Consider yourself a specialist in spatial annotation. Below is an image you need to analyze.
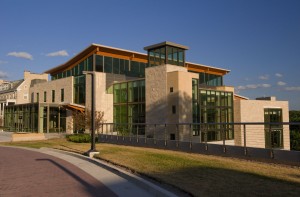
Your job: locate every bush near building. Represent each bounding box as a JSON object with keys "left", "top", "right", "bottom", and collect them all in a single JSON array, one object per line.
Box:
[
  {"left": 66, "top": 134, "right": 91, "bottom": 143},
  {"left": 289, "top": 110, "right": 300, "bottom": 151}
]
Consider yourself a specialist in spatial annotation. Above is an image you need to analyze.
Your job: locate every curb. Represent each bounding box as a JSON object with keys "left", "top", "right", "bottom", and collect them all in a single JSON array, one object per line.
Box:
[{"left": 40, "top": 147, "right": 179, "bottom": 197}]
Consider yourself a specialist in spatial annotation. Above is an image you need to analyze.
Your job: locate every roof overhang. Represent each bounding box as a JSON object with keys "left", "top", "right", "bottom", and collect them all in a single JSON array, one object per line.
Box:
[
  {"left": 234, "top": 94, "right": 249, "bottom": 100},
  {"left": 144, "top": 41, "right": 189, "bottom": 51},
  {"left": 62, "top": 103, "right": 85, "bottom": 113},
  {"left": 44, "top": 43, "right": 230, "bottom": 76}
]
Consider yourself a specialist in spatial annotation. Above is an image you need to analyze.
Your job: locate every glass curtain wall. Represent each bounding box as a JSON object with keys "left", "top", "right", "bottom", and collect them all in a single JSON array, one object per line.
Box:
[
  {"left": 264, "top": 108, "right": 283, "bottom": 148},
  {"left": 95, "top": 55, "right": 145, "bottom": 78},
  {"left": 113, "top": 80, "right": 145, "bottom": 135},
  {"left": 199, "top": 90, "right": 234, "bottom": 141},
  {"left": 51, "top": 55, "right": 93, "bottom": 80},
  {"left": 199, "top": 73, "right": 223, "bottom": 86},
  {"left": 73, "top": 75, "right": 86, "bottom": 105},
  {"left": 4, "top": 104, "right": 39, "bottom": 132},
  {"left": 148, "top": 46, "right": 185, "bottom": 67},
  {"left": 4, "top": 104, "right": 67, "bottom": 133}
]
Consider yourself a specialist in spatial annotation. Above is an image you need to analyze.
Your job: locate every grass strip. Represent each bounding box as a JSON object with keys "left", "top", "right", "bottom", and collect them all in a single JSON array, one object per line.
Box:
[{"left": 2, "top": 138, "right": 300, "bottom": 197}]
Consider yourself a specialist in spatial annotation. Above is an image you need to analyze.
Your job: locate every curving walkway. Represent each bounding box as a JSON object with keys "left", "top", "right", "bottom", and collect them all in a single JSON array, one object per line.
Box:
[
  {"left": 0, "top": 146, "right": 117, "bottom": 197},
  {"left": 0, "top": 146, "right": 177, "bottom": 197}
]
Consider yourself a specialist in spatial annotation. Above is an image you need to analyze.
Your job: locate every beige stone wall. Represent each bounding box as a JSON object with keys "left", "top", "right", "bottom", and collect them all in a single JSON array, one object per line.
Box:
[
  {"left": 145, "top": 64, "right": 198, "bottom": 140},
  {"left": 85, "top": 72, "right": 113, "bottom": 125},
  {"left": 29, "top": 76, "right": 73, "bottom": 104},
  {"left": 16, "top": 71, "right": 48, "bottom": 104},
  {"left": 167, "top": 71, "right": 199, "bottom": 141},
  {"left": 146, "top": 65, "right": 168, "bottom": 125},
  {"left": 234, "top": 100, "right": 290, "bottom": 150}
]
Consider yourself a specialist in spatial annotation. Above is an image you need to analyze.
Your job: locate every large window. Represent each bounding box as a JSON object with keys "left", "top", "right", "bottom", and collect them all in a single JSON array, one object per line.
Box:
[
  {"left": 95, "top": 55, "right": 104, "bottom": 72},
  {"left": 148, "top": 45, "right": 185, "bottom": 67},
  {"left": 51, "top": 54, "right": 146, "bottom": 81},
  {"left": 199, "top": 90, "right": 234, "bottom": 141},
  {"left": 44, "top": 91, "right": 47, "bottom": 102},
  {"left": 264, "top": 108, "right": 283, "bottom": 148},
  {"left": 4, "top": 104, "right": 38, "bottom": 132},
  {"left": 104, "top": 56, "right": 113, "bottom": 73},
  {"left": 73, "top": 75, "right": 86, "bottom": 105},
  {"left": 199, "top": 73, "right": 223, "bottom": 86},
  {"left": 51, "top": 55, "right": 94, "bottom": 80},
  {"left": 52, "top": 90, "right": 55, "bottom": 103},
  {"left": 113, "top": 80, "right": 145, "bottom": 135},
  {"left": 61, "top": 89, "right": 64, "bottom": 102}
]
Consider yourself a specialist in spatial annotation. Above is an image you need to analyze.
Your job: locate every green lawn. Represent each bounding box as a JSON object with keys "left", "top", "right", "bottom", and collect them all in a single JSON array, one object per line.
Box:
[{"left": 2, "top": 138, "right": 300, "bottom": 197}]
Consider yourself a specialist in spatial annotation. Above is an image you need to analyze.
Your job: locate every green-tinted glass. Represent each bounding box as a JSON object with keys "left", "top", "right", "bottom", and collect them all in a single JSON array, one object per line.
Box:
[
  {"left": 113, "top": 58, "right": 120, "bottom": 74},
  {"left": 113, "top": 84, "right": 120, "bottom": 103},
  {"left": 87, "top": 56, "right": 93, "bottom": 71},
  {"left": 104, "top": 56, "right": 113, "bottom": 73},
  {"left": 96, "top": 55, "right": 103, "bottom": 72},
  {"left": 120, "top": 83, "right": 127, "bottom": 103}
]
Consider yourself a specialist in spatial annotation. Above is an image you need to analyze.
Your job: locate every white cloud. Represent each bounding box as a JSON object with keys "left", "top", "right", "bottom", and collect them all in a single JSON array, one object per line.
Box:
[
  {"left": 246, "top": 84, "right": 258, "bottom": 89},
  {"left": 0, "top": 60, "right": 8, "bottom": 64},
  {"left": 284, "top": 87, "right": 300, "bottom": 91},
  {"left": 275, "top": 73, "right": 283, "bottom": 78},
  {"left": 260, "top": 84, "right": 271, "bottom": 88},
  {"left": 259, "top": 75, "right": 269, "bottom": 80},
  {"left": 46, "top": 50, "right": 69, "bottom": 57},
  {"left": 237, "top": 83, "right": 271, "bottom": 90},
  {"left": 277, "top": 81, "right": 286, "bottom": 86},
  {"left": 237, "top": 85, "right": 246, "bottom": 90},
  {"left": 7, "top": 51, "right": 33, "bottom": 60},
  {"left": 0, "top": 71, "right": 8, "bottom": 79}
]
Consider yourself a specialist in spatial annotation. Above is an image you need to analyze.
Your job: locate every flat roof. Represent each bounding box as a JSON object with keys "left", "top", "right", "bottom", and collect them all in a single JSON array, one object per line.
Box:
[{"left": 144, "top": 41, "right": 189, "bottom": 50}]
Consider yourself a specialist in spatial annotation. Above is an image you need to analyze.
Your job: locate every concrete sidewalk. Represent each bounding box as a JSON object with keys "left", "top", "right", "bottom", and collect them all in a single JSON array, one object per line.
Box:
[
  {"left": 38, "top": 147, "right": 178, "bottom": 197},
  {"left": 0, "top": 131, "right": 12, "bottom": 142},
  {"left": 0, "top": 146, "right": 179, "bottom": 197}
]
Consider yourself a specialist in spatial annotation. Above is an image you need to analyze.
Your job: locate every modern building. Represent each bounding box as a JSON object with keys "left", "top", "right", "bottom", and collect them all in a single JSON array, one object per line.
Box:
[{"left": 3, "top": 42, "right": 290, "bottom": 150}]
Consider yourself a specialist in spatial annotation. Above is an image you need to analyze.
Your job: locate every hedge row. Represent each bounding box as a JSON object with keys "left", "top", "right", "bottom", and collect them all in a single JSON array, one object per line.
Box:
[{"left": 66, "top": 134, "right": 91, "bottom": 143}]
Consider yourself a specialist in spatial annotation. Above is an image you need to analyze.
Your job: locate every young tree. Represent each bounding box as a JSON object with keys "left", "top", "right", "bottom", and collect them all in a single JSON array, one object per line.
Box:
[
  {"left": 70, "top": 110, "right": 86, "bottom": 133},
  {"left": 69, "top": 110, "right": 105, "bottom": 134},
  {"left": 94, "top": 111, "right": 105, "bottom": 134}
]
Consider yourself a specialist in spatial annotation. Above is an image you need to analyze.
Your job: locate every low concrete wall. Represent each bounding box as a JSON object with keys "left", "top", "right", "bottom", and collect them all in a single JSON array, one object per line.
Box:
[
  {"left": 99, "top": 134, "right": 300, "bottom": 166},
  {"left": 12, "top": 133, "right": 46, "bottom": 142}
]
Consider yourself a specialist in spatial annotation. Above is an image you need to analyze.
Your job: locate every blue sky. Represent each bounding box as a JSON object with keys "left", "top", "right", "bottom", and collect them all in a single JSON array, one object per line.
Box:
[{"left": 0, "top": 0, "right": 300, "bottom": 109}]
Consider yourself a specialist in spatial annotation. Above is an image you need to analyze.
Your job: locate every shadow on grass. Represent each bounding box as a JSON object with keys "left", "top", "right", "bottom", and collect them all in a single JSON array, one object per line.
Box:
[
  {"left": 59, "top": 144, "right": 85, "bottom": 154},
  {"left": 151, "top": 165, "right": 300, "bottom": 197}
]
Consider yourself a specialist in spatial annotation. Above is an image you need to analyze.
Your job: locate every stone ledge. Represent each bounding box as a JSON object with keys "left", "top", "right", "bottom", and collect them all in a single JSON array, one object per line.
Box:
[{"left": 12, "top": 133, "right": 46, "bottom": 142}]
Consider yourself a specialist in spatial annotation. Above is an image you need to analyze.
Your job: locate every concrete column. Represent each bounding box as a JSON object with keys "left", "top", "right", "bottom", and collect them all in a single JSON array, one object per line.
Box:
[
  {"left": 38, "top": 106, "right": 44, "bottom": 133},
  {"left": 58, "top": 107, "right": 61, "bottom": 133},
  {"left": 47, "top": 105, "right": 50, "bottom": 133}
]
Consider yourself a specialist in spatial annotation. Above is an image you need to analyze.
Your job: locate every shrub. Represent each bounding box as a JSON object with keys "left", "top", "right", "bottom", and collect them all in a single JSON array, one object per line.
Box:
[{"left": 66, "top": 134, "right": 91, "bottom": 143}]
